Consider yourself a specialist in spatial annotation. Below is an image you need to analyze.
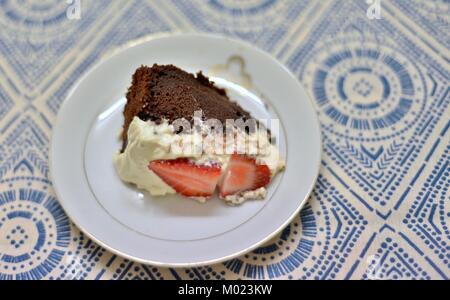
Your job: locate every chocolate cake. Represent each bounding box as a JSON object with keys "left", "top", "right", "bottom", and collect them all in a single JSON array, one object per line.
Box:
[
  {"left": 115, "top": 64, "right": 286, "bottom": 203},
  {"left": 121, "top": 64, "right": 251, "bottom": 150}
]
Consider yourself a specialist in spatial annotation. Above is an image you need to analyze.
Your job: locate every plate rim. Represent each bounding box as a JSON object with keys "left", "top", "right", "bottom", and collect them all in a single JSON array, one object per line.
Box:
[{"left": 49, "top": 32, "right": 322, "bottom": 267}]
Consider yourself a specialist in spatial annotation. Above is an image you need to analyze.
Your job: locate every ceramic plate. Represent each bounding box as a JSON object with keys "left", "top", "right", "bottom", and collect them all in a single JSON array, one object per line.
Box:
[{"left": 50, "top": 33, "right": 321, "bottom": 267}]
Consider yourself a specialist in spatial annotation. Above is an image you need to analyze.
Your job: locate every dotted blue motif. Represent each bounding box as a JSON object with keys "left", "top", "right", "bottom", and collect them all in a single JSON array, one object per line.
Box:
[
  {"left": 56, "top": 236, "right": 108, "bottom": 280},
  {"left": 109, "top": 260, "right": 167, "bottom": 280},
  {"left": 402, "top": 142, "right": 450, "bottom": 277},
  {"left": 392, "top": 0, "right": 450, "bottom": 50},
  {"left": 222, "top": 204, "right": 316, "bottom": 279},
  {"left": 0, "top": 0, "right": 449, "bottom": 280},
  {"left": 0, "top": 85, "right": 13, "bottom": 120},
  {"left": 352, "top": 77, "right": 374, "bottom": 98},
  {"left": 363, "top": 236, "right": 432, "bottom": 280},
  {"left": 302, "top": 176, "right": 368, "bottom": 280}
]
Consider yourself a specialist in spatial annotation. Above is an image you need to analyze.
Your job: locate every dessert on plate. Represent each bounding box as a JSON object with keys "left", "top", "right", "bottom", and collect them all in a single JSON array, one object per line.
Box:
[{"left": 114, "top": 64, "right": 285, "bottom": 205}]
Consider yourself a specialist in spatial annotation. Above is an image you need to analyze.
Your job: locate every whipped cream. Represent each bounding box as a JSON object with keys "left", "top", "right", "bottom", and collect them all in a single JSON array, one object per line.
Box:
[
  {"left": 114, "top": 117, "right": 285, "bottom": 202},
  {"left": 223, "top": 187, "right": 267, "bottom": 206}
]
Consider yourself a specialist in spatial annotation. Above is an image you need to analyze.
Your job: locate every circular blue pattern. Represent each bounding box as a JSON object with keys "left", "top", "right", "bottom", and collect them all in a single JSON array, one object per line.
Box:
[
  {"left": 0, "top": 177, "right": 70, "bottom": 280},
  {"left": 302, "top": 38, "right": 426, "bottom": 141}
]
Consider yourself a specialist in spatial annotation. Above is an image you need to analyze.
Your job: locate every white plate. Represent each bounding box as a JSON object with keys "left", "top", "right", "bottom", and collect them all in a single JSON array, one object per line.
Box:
[{"left": 50, "top": 33, "right": 321, "bottom": 267}]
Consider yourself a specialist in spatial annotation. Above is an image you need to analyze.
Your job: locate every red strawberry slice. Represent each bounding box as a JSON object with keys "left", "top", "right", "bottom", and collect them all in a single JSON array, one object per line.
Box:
[
  {"left": 148, "top": 158, "right": 221, "bottom": 198},
  {"left": 219, "top": 154, "right": 271, "bottom": 198}
]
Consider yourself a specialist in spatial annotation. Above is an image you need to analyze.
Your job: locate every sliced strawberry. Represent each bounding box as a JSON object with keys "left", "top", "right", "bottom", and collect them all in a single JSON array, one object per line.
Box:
[
  {"left": 148, "top": 158, "right": 221, "bottom": 198},
  {"left": 219, "top": 154, "right": 271, "bottom": 198}
]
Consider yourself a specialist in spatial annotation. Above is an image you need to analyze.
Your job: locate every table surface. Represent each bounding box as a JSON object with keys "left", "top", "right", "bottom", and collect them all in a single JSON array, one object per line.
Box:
[{"left": 0, "top": 0, "right": 449, "bottom": 280}]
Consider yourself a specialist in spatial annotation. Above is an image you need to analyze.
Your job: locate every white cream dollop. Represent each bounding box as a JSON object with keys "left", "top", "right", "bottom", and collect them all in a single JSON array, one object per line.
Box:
[{"left": 114, "top": 117, "right": 285, "bottom": 201}]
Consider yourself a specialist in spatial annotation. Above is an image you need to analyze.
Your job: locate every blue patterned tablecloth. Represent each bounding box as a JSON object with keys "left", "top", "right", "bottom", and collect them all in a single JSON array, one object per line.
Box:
[{"left": 0, "top": 0, "right": 449, "bottom": 280}]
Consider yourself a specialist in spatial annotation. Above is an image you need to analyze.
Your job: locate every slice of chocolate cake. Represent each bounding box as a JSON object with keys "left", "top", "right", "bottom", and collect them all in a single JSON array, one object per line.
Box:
[
  {"left": 114, "top": 64, "right": 285, "bottom": 205},
  {"left": 121, "top": 64, "right": 251, "bottom": 151}
]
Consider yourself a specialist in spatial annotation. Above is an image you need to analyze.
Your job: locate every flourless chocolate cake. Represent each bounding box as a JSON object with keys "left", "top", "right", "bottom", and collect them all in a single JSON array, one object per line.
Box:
[{"left": 121, "top": 64, "right": 251, "bottom": 150}]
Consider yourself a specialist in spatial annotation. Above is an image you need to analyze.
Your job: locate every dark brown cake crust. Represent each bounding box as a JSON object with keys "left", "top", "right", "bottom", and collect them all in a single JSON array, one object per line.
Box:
[{"left": 121, "top": 64, "right": 251, "bottom": 150}]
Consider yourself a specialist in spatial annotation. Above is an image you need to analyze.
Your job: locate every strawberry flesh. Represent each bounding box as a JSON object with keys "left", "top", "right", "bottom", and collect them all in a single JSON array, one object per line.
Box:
[
  {"left": 219, "top": 154, "right": 271, "bottom": 198},
  {"left": 149, "top": 158, "right": 221, "bottom": 198}
]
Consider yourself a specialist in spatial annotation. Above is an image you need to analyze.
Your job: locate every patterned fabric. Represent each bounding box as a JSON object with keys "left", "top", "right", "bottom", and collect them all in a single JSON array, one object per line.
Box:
[{"left": 0, "top": 0, "right": 449, "bottom": 280}]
